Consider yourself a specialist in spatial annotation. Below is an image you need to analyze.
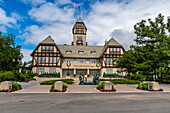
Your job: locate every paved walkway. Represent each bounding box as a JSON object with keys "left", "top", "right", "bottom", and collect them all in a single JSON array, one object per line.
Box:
[{"left": 11, "top": 77, "right": 170, "bottom": 93}]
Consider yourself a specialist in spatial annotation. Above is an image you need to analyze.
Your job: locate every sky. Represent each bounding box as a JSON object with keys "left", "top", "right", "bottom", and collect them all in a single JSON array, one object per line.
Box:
[{"left": 0, "top": 0, "right": 170, "bottom": 63}]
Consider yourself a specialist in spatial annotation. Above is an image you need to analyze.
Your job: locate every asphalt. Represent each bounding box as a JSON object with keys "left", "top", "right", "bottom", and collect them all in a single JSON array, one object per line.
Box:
[{"left": 1, "top": 93, "right": 170, "bottom": 113}]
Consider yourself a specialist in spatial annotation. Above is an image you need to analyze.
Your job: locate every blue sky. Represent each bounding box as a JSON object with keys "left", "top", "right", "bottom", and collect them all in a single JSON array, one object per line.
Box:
[{"left": 0, "top": 0, "right": 170, "bottom": 62}]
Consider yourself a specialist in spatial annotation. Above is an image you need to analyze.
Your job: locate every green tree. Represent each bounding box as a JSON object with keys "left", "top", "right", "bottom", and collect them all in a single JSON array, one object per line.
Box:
[
  {"left": 117, "top": 13, "right": 170, "bottom": 80},
  {"left": 0, "top": 33, "right": 23, "bottom": 71}
]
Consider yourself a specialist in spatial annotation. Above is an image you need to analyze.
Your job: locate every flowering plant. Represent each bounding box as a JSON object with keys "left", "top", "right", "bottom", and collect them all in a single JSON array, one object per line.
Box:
[{"left": 50, "top": 88, "right": 67, "bottom": 92}]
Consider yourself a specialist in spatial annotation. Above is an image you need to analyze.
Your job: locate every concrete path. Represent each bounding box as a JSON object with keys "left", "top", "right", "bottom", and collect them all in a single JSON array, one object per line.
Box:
[
  {"left": 11, "top": 77, "right": 170, "bottom": 93},
  {"left": 68, "top": 84, "right": 100, "bottom": 93}
]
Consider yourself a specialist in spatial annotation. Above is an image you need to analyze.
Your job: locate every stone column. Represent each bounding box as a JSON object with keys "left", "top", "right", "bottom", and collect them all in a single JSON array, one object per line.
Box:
[
  {"left": 87, "top": 69, "right": 89, "bottom": 75},
  {"left": 74, "top": 69, "right": 76, "bottom": 75}
]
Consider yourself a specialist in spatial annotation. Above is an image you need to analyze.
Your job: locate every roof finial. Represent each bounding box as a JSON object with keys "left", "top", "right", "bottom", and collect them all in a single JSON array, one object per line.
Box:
[{"left": 78, "top": 6, "right": 80, "bottom": 18}]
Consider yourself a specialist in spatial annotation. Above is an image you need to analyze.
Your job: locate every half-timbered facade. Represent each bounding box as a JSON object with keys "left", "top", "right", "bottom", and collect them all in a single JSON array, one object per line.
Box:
[{"left": 31, "top": 17, "right": 125, "bottom": 77}]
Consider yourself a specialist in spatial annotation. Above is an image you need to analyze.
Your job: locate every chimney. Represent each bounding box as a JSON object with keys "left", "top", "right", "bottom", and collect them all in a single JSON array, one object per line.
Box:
[{"left": 105, "top": 39, "right": 108, "bottom": 44}]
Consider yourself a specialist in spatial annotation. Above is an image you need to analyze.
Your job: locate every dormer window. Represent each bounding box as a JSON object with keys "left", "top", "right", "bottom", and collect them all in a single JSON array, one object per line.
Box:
[
  {"left": 42, "top": 46, "right": 45, "bottom": 50},
  {"left": 66, "top": 50, "right": 72, "bottom": 54},
  {"left": 78, "top": 51, "right": 84, "bottom": 55},
  {"left": 91, "top": 51, "right": 96, "bottom": 55}
]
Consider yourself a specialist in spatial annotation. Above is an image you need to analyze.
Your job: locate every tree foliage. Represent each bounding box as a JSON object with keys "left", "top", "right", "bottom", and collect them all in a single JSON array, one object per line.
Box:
[
  {"left": 117, "top": 13, "right": 170, "bottom": 79},
  {"left": 0, "top": 33, "right": 23, "bottom": 71}
]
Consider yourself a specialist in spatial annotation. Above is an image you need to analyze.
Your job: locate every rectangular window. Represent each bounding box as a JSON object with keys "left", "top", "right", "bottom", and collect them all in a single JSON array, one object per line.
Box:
[
  {"left": 42, "top": 57, "right": 45, "bottom": 63},
  {"left": 64, "top": 59, "right": 73, "bottom": 63},
  {"left": 106, "top": 58, "right": 109, "bottom": 64},
  {"left": 49, "top": 57, "right": 53, "bottom": 63},
  {"left": 89, "top": 59, "right": 99, "bottom": 64},
  {"left": 114, "top": 48, "right": 116, "bottom": 52},
  {"left": 54, "top": 57, "right": 56, "bottom": 63},
  {"left": 50, "top": 46, "right": 53, "bottom": 50},
  {"left": 77, "top": 37, "right": 82, "bottom": 41},
  {"left": 42, "top": 46, "right": 45, "bottom": 50},
  {"left": 49, "top": 68, "right": 56, "bottom": 73},
  {"left": 106, "top": 69, "right": 113, "bottom": 73},
  {"left": 38, "top": 57, "right": 41, "bottom": 63},
  {"left": 78, "top": 51, "right": 84, "bottom": 55},
  {"left": 110, "top": 58, "right": 113, "bottom": 64},
  {"left": 76, "top": 59, "right": 86, "bottom": 63},
  {"left": 110, "top": 48, "right": 113, "bottom": 51},
  {"left": 46, "top": 46, "right": 49, "bottom": 50},
  {"left": 37, "top": 68, "right": 44, "bottom": 74}
]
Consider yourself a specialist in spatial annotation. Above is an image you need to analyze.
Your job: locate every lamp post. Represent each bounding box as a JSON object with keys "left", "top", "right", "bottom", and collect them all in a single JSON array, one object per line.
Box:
[
  {"left": 66, "top": 61, "right": 71, "bottom": 75},
  {"left": 13, "top": 59, "right": 20, "bottom": 82},
  {"left": 96, "top": 62, "right": 100, "bottom": 75}
]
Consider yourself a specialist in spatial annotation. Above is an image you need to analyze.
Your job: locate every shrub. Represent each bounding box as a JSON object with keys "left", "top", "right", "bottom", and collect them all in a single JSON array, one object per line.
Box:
[
  {"left": 99, "top": 79, "right": 140, "bottom": 84},
  {"left": 73, "top": 74, "right": 76, "bottom": 77},
  {"left": 33, "top": 73, "right": 38, "bottom": 76},
  {"left": 96, "top": 81, "right": 115, "bottom": 92},
  {"left": 137, "top": 81, "right": 149, "bottom": 89},
  {"left": 38, "top": 73, "right": 60, "bottom": 77},
  {"left": 130, "top": 74, "right": 145, "bottom": 81},
  {"left": 29, "top": 78, "right": 36, "bottom": 81},
  {"left": 97, "top": 82, "right": 104, "bottom": 89},
  {"left": 103, "top": 73, "right": 118, "bottom": 77},
  {"left": 12, "top": 82, "right": 22, "bottom": 89},
  {"left": 40, "top": 79, "right": 74, "bottom": 85},
  {"left": 87, "top": 74, "right": 90, "bottom": 77}
]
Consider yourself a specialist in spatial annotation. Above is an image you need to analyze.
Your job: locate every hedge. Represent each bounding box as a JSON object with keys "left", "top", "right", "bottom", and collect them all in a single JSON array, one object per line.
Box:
[
  {"left": 40, "top": 79, "right": 74, "bottom": 85},
  {"left": 38, "top": 73, "right": 60, "bottom": 77},
  {"left": 103, "top": 73, "right": 125, "bottom": 78},
  {"left": 138, "top": 81, "right": 149, "bottom": 90},
  {"left": 130, "top": 74, "right": 145, "bottom": 81},
  {"left": 99, "top": 79, "right": 140, "bottom": 84}
]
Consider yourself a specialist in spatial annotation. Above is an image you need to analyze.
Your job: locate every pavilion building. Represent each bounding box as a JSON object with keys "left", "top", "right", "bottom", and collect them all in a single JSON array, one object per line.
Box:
[{"left": 31, "top": 17, "right": 125, "bottom": 77}]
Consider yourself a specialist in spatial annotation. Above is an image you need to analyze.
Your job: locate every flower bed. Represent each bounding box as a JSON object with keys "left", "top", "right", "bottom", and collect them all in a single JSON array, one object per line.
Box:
[
  {"left": 49, "top": 82, "right": 68, "bottom": 92},
  {"left": 0, "top": 82, "right": 22, "bottom": 92},
  {"left": 137, "top": 82, "right": 164, "bottom": 91},
  {"left": 96, "top": 81, "right": 116, "bottom": 92}
]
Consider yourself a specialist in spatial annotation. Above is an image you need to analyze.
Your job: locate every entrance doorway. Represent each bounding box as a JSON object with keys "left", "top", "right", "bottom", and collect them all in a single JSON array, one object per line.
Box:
[{"left": 76, "top": 69, "right": 87, "bottom": 75}]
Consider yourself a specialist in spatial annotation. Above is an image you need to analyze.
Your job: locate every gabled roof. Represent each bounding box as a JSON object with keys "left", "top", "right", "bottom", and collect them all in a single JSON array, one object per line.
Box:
[
  {"left": 57, "top": 45, "right": 104, "bottom": 58},
  {"left": 40, "top": 35, "right": 55, "bottom": 44},
  {"left": 100, "top": 38, "right": 122, "bottom": 56}
]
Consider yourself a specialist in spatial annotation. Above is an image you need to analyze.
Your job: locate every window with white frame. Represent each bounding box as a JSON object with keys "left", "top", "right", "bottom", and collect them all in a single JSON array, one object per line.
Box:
[
  {"left": 42, "top": 46, "right": 45, "bottom": 50},
  {"left": 37, "top": 68, "right": 44, "bottom": 74},
  {"left": 110, "top": 58, "right": 113, "bottom": 64},
  {"left": 46, "top": 46, "right": 49, "bottom": 50},
  {"left": 106, "top": 69, "right": 113, "bottom": 73},
  {"left": 54, "top": 57, "right": 56, "bottom": 63},
  {"left": 49, "top": 68, "right": 56, "bottom": 73},
  {"left": 114, "top": 48, "right": 116, "bottom": 52},
  {"left": 42, "top": 57, "right": 45, "bottom": 63},
  {"left": 49, "top": 57, "right": 53, "bottom": 63},
  {"left": 106, "top": 58, "right": 109, "bottom": 64},
  {"left": 38, "top": 57, "right": 41, "bottom": 63},
  {"left": 50, "top": 46, "right": 53, "bottom": 50}
]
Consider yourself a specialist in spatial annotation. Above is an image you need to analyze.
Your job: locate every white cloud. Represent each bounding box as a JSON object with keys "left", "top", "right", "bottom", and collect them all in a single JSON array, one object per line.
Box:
[
  {"left": 21, "top": 0, "right": 170, "bottom": 51},
  {"left": 21, "top": 0, "right": 46, "bottom": 6},
  {"left": 21, "top": 49, "right": 33, "bottom": 63},
  {"left": 0, "top": 8, "right": 17, "bottom": 28},
  {"left": 29, "top": 2, "right": 75, "bottom": 23},
  {"left": 0, "top": 26, "right": 7, "bottom": 33}
]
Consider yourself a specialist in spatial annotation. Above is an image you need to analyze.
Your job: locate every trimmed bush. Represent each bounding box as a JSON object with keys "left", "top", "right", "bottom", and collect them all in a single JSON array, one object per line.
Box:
[
  {"left": 99, "top": 79, "right": 140, "bottom": 84},
  {"left": 12, "top": 82, "right": 22, "bottom": 89},
  {"left": 137, "top": 81, "right": 149, "bottom": 89},
  {"left": 96, "top": 81, "right": 116, "bottom": 92},
  {"left": 29, "top": 78, "right": 36, "bottom": 81},
  {"left": 38, "top": 73, "right": 60, "bottom": 77},
  {"left": 40, "top": 79, "right": 74, "bottom": 85},
  {"left": 103, "top": 73, "right": 125, "bottom": 78}
]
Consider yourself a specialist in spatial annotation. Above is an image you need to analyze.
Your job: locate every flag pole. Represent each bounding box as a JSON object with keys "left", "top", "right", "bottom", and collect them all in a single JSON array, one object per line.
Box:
[{"left": 78, "top": 6, "right": 80, "bottom": 18}]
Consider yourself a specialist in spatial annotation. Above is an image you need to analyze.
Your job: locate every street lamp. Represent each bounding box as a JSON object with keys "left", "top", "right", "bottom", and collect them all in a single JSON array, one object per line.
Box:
[
  {"left": 13, "top": 59, "right": 20, "bottom": 82},
  {"left": 96, "top": 62, "right": 100, "bottom": 75},
  {"left": 66, "top": 61, "right": 71, "bottom": 75}
]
